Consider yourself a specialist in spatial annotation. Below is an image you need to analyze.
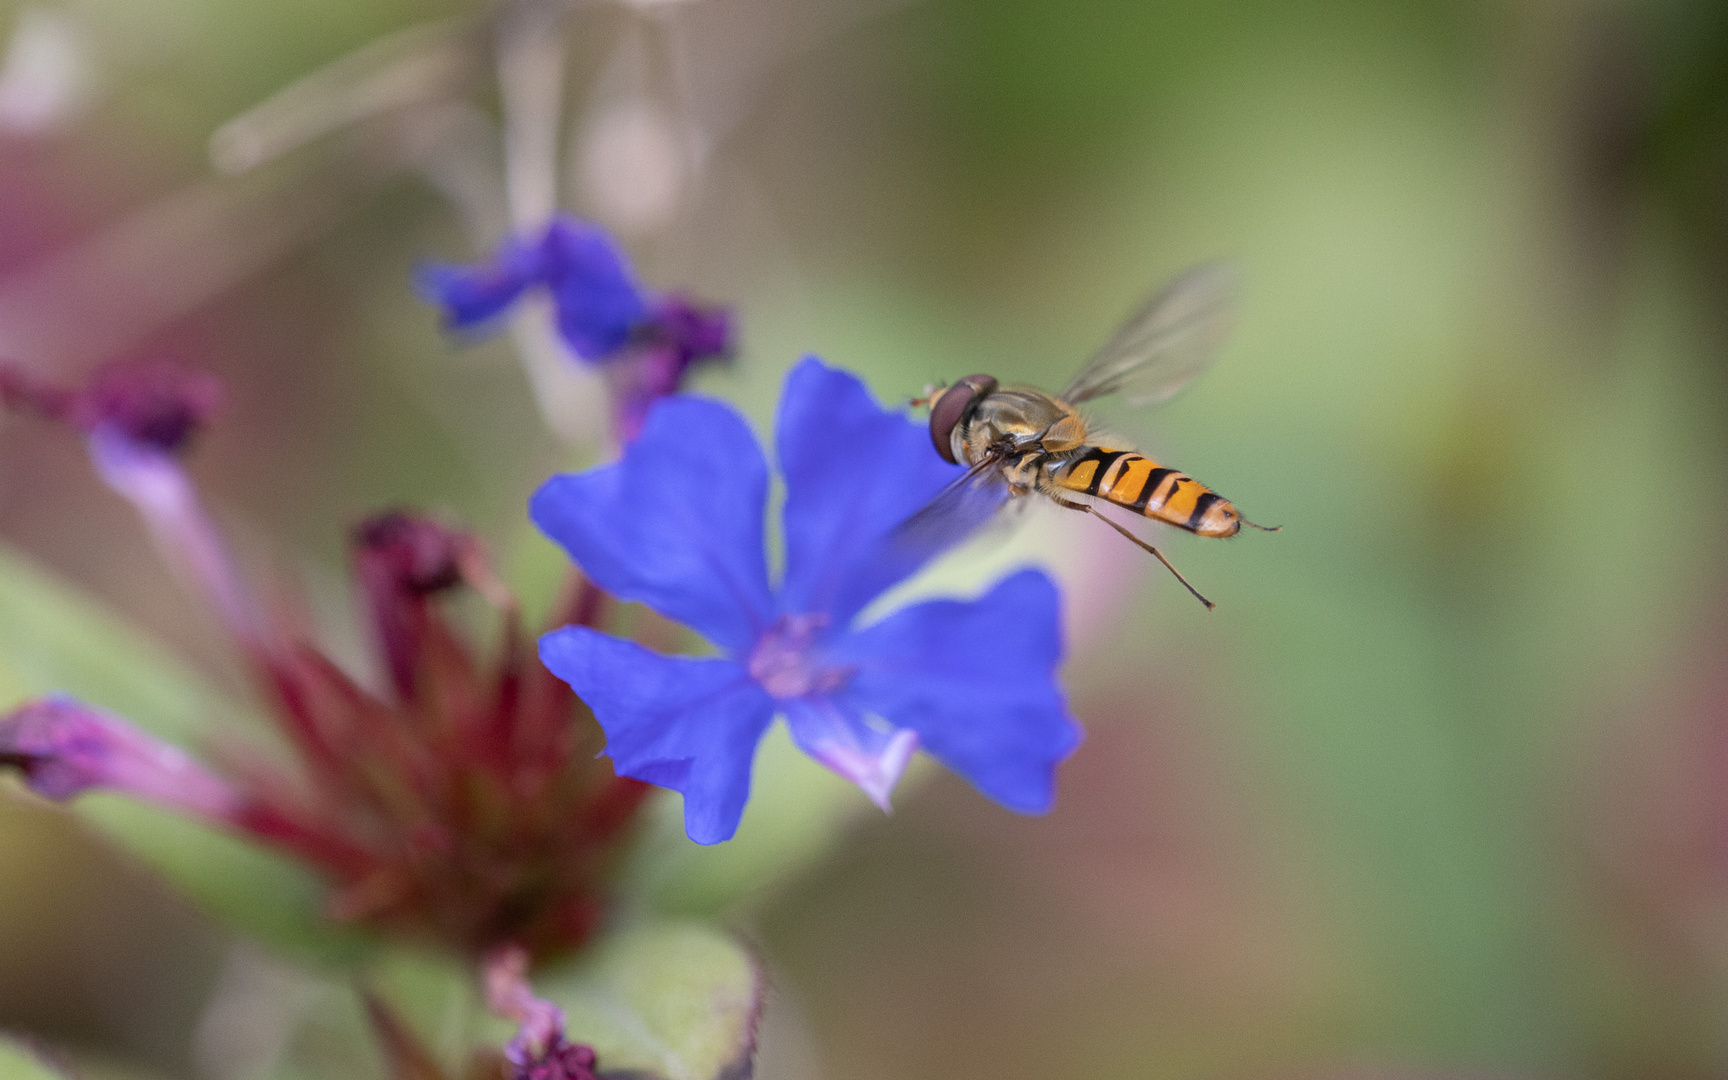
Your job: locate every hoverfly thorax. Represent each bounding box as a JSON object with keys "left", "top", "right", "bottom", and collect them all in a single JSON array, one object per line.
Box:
[
  {"left": 963, "top": 385, "right": 1087, "bottom": 459},
  {"left": 1035, "top": 408, "right": 1089, "bottom": 454}
]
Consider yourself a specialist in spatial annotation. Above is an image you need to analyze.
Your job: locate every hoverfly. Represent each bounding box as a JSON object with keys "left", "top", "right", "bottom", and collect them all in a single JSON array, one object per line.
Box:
[{"left": 903, "top": 264, "right": 1276, "bottom": 610}]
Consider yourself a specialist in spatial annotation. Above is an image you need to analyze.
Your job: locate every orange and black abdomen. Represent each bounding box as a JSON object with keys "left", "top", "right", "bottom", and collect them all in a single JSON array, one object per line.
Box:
[{"left": 1052, "top": 447, "right": 1242, "bottom": 537}]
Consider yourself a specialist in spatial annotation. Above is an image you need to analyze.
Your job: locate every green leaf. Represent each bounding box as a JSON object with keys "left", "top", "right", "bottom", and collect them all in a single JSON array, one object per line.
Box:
[
  {"left": 0, "top": 1038, "right": 63, "bottom": 1080},
  {"left": 78, "top": 794, "right": 368, "bottom": 967},
  {"left": 363, "top": 948, "right": 483, "bottom": 1073},
  {"left": 534, "top": 922, "right": 762, "bottom": 1080},
  {"left": 258, "top": 974, "right": 388, "bottom": 1080},
  {"left": 215, "top": 923, "right": 757, "bottom": 1080},
  {"left": 191, "top": 949, "right": 452, "bottom": 1080},
  {"left": 0, "top": 546, "right": 230, "bottom": 750},
  {"left": 0, "top": 543, "right": 365, "bottom": 966}
]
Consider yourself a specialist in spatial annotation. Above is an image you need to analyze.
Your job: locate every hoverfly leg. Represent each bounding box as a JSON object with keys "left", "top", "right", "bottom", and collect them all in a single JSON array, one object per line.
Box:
[
  {"left": 1046, "top": 493, "right": 1216, "bottom": 611},
  {"left": 1240, "top": 518, "right": 1281, "bottom": 532}
]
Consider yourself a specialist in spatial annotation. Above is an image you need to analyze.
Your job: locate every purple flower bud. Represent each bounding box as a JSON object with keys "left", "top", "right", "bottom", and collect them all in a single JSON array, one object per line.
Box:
[
  {"left": 2, "top": 363, "right": 652, "bottom": 961},
  {"left": 0, "top": 359, "right": 220, "bottom": 454},
  {"left": 352, "top": 511, "right": 482, "bottom": 699},
  {"left": 606, "top": 295, "right": 736, "bottom": 443},
  {"left": 513, "top": 1039, "right": 598, "bottom": 1080},
  {"left": 484, "top": 947, "right": 600, "bottom": 1080},
  {"left": 644, "top": 294, "right": 733, "bottom": 369},
  {"left": 0, "top": 696, "right": 241, "bottom": 819},
  {"left": 72, "top": 362, "right": 222, "bottom": 454},
  {"left": 353, "top": 511, "right": 469, "bottom": 596}
]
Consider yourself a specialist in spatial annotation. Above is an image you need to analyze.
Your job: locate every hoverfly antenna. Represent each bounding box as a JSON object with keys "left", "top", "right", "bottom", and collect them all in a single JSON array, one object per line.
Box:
[{"left": 908, "top": 380, "right": 948, "bottom": 409}]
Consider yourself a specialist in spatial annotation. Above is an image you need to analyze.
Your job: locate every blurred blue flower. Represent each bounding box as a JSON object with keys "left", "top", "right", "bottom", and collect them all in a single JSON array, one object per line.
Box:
[
  {"left": 415, "top": 216, "right": 732, "bottom": 440},
  {"left": 531, "top": 358, "right": 1082, "bottom": 844}
]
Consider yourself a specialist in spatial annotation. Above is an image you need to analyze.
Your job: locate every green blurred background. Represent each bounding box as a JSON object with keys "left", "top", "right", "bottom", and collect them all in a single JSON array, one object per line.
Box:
[{"left": 3, "top": 0, "right": 1728, "bottom": 1077}]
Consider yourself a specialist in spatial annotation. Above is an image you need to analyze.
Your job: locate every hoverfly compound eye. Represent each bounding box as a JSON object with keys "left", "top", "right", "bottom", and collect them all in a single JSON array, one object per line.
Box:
[{"left": 928, "top": 373, "right": 998, "bottom": 464}]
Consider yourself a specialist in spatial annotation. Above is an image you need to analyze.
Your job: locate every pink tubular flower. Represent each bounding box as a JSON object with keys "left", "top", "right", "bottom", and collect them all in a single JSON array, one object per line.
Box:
[
  {"left": 0, "top": 361, "right": 652, "bottom": 961},
  {"left": 0, "top": 696, "right": 240, "bottom": 817},
  {"left": 1, "top": 360, "right": 256, "bottom": 640}
]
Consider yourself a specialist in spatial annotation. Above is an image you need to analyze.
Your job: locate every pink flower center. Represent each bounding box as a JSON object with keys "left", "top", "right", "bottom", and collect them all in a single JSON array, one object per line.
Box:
[{"left": 747, "top": 614, "right": 852, "bottom": 700}]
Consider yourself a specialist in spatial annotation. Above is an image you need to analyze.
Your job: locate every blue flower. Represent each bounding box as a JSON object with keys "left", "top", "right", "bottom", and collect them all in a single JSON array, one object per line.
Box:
[
  {"left": 415, "top": 216, "right": 733, "bottom": 440},
  {"left": 531, "top": 358, "right": 1082, "bottom": 844}
]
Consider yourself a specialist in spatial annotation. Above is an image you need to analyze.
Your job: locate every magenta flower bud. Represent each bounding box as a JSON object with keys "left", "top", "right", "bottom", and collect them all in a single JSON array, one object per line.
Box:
[
  {"left": 352, "top": 511, "right": 475, "bottom": 698},
  {"left": 608, "top": 294, "right": 736, "bottom": 444},
  {"left": 513, "top": 1039, "right": 598, "bottom": 1080},
  {"left": 0, "top": 359, "right": 222, "bottom": 453},
  {"left": 72, "top": 362, "right": 223, "bottom": 454},
  {"left": 645, "top": 294, "right": 733, "bottom": 368},
  {"left": 0, "top": 696, "right": 241, "bottom": 819},
  {"left": 484, "top": 947, "right": 600, "bottom": 1080},
  {"left": 353, "top": 512, "right": 470, "bottom": 596}
]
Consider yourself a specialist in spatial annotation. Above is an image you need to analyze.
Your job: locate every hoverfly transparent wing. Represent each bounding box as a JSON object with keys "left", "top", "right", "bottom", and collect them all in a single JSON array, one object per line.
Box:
[
  {"left": 1059, "top": 262, "right": 1238, "bottom": 408},
  {"left": 887, "top": 450, "right": 1013, "bottom": 567}
]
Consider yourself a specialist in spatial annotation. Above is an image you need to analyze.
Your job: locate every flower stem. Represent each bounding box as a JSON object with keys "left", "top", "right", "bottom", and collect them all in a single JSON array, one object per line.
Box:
[{"left": 495, "top": 0, "right": 602, "bottom": 442}]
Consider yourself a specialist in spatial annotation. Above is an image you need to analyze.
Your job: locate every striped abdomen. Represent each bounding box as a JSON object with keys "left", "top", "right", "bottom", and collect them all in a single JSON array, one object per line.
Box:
[{"left": 1050, "top": 446, "right": 1242, "bottom": 537}]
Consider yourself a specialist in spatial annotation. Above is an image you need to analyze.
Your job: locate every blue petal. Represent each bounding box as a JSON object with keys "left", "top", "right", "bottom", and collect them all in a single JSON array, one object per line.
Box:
[
  {"left": 829, "top": 569, "right": 1081, "bottom": 814},
  {"left": 413, "top": 235, "right": 545, "bottom": 329},
  {"left": 781, "top": 697, "right": 919, "bottom": 812},
  {"left": 539, "top": 627, "right": 775, "bottom": 845},
  {"left": 776, "top": 357, "right": 962, "bottom": 628},
  {"left": 530, "top": 395, "right": 775, "bottom": 655},
  {"left": 541, "top": 217, "right": 649, "bottom": 362}
]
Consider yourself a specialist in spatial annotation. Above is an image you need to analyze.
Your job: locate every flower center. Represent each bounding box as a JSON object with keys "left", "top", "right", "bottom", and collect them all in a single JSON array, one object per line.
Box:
[{"left": 747, "top": 614, "right": 852, "bottom": 700}]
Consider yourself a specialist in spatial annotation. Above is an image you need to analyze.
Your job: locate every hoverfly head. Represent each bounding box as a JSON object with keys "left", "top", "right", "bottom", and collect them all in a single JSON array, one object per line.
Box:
[{"left": 927, "top": 373, "right": 998, "bottom": 464}]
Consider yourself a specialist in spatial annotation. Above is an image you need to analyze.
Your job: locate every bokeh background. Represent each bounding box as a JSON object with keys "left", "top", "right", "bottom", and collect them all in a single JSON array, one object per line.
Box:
[{"left": 3, "top": 0, "right": 1728, "bottom": 1077}]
